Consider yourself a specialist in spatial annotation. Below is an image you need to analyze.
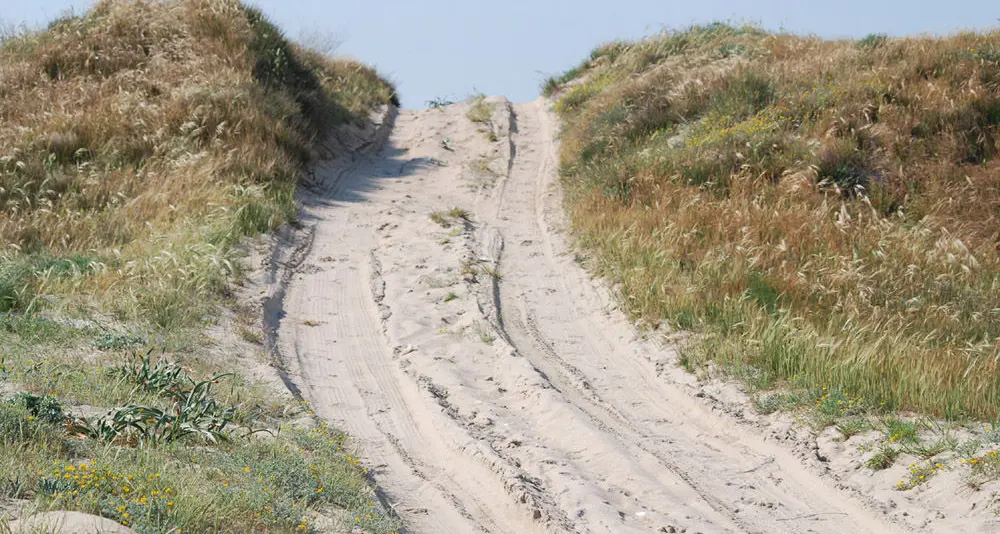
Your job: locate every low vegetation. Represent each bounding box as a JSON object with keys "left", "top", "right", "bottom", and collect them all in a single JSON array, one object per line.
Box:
[
  {"left": 466, "top": 94, "right": 499, "bottom": 141},
  {"left": 429, "top": 207, "right": 471, "bottom": 228},
  {"left": 550, "top": 22, "right": 1000, "bottom": 421},
  {"left": 0, "top": 0, "right": 399, "bottom": 531},
  {"left": 466, "top": 94, "right": 494, "bottom": 124},
  {"left": 541, "top": 49, "right": 614, "bottom": 96},
  {"left": 0, "top": 321, "right": 400, "bottom": 532},
  {"left": 427, "top": 96, "right": 454, "bottom": 109}
]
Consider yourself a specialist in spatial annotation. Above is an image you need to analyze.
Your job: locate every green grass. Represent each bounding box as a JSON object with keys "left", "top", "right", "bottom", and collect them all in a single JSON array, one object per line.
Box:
[
  {"left": 542, "top": 64, "right": 588, "bottom": 96},
  {"left": 540, "top": 44, "right": 625, "bottom": 97},
  {"left": 447, "top": 207, "right": 471, "bottom": 219},
  {"left": 956, "top": 438, "right": 984, "bottom": 459},
  {"left": 885, "top": 418, "right": 920, "bottom": 445},
  {"left": 903, "top": 436, "right": 957, "bottom": 460},
  {"left": 0, "top": 255, "right": 101, "bottom": 313},
  {"left": 1, "top": 420, "right": 399, "bottom": 533}
]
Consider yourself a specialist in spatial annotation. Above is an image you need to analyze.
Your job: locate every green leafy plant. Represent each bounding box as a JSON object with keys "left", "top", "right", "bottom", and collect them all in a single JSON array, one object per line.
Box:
[
  {"left": 94, "top": 331, "right": 145, "bottom": 351},
  {"left": 8, "top": 392, "right": 65, "bottom": 425},
  {"left": 109, "top": 350, "right": 192, "bottom": 398},
  {"left": 885, "top": 418, "right": 920, "bottom": 445},
  {"left": 68, "top": 379, "right": 235, "bottom": 446},
  {"left": 896, "top": 461, "right": 946, "bottom": 490},
  {"left": 427, "top": 96, "right": 454, "bottom": 108},
  {"left": 857, "top": 33, "right": 888, "bottom": 50}
]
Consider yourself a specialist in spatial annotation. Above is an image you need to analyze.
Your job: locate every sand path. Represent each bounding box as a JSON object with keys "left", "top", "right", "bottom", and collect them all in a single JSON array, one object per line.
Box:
[{"left": 274, "top": 98, "right": 903, "bottom": 533}]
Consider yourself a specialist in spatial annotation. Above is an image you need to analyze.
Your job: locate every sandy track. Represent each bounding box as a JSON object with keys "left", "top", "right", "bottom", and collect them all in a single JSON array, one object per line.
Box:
[{"left": 275, "top": 98, "right": 903, "bottom": 533}]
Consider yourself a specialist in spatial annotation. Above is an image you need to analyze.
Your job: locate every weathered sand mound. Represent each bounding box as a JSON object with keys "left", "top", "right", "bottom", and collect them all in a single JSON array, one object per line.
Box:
[{"left": 8, "top": 511, "right": 134, "bottom": 534}]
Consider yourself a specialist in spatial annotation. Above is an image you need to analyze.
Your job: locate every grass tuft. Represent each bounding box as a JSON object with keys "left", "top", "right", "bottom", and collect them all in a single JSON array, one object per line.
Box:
[
  {"left": 866, "top": 445, "right": 900, "bottom": 470},
  {"left": 430, "top": 207, "right": 471, "bottom": 228},
  {"left": 836, "top": 418, "right": 871, "bottom": 440},
  {"left": 467, "top": 93, "right": 495, "bottom": 125}
]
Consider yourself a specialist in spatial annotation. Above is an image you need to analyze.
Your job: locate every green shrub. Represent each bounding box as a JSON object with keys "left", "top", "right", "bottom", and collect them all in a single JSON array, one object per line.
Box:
[
  {"left": 9, "top": 392, "right": 66, "bottom": 425},
  {"left": 857, "top": 33, "right": 888, "bottom": 50},
  {"left": 0, "top": 397, "right": 66, "bottom": 445}
]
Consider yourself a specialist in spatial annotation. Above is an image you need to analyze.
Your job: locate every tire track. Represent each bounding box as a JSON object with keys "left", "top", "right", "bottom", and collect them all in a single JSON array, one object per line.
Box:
[
  {"left": 277, "top": 107, "right": 559, "bottom": 534},
  {"left": 474, "top": 99, "right": 902, "bottom": 533},
  {"left": 276, "top": 98, "right": 903, "bottom": 534}
]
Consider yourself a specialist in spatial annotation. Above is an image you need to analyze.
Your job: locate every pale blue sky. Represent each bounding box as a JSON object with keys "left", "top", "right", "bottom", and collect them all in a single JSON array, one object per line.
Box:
[{"left": 2, "top": 1, "right": 998, "bottom": 107}]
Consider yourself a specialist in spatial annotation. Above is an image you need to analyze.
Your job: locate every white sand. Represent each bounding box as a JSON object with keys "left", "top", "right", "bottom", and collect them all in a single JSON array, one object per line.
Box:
[
  {"left": 8, "top": 511, "right": 134, "bottom": 533},
  {"left": 270, "top": 98, "right": 994, "bottom": 533}
]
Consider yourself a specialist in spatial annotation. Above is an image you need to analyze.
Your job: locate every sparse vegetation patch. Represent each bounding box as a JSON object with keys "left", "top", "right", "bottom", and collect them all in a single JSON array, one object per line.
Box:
[
  {"left": 467, "top": 94, "right": 495, "bottom": 124},
  {"left": 430, "top": 207, "right": 472, "bottom": 228}
]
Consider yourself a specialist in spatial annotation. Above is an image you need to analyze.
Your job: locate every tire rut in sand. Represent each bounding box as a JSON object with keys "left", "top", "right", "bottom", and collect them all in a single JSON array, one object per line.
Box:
[
  {"left": 474, "top": 100, "right": 901, "bottom": 533},
  {"left": 276, "top": 99, "right": 903, "bottom": 534},
  {"left": 367, "top": 247, "right": 575, "bottom": 531},
  {"left": 278, "top": 105, "right": 563, "bottom": 534},
  {"left": 481, "top": 103, "right": 750, "bottom": 533}
]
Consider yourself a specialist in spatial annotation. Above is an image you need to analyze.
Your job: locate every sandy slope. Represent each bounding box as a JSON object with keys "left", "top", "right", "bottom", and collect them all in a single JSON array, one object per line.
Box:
[{"left": 272, "top": 98, "right": 929, "bottom": 533}]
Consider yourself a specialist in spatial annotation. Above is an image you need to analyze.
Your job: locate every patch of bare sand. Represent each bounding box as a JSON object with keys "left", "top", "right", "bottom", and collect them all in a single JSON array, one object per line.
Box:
[
  {"left": 265, "top": 96, "right": 999, "bottom": 533},
  {"left": 7, "top": 511, "right": 133, "bottom": 534}
]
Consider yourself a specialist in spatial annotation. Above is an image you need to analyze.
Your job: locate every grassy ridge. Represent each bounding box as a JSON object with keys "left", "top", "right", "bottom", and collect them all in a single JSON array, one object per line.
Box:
[
  {"left": 0, "top": 0, "right": 396, "bottom": 328},
  {"left": 551, "top": 23, "right": 1000, "bottom": 419},
  {"left": 0, "top": 1, "right": 401, "bottom": 531}
]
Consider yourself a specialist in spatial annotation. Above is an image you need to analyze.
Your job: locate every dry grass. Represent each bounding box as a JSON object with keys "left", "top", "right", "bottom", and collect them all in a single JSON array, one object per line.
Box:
[
  {"left": 554, "top": 23, "right": 1000, "bottom": 420},
  {"left": 0, "top": 0, "right": 396, "bottom": 328},
  {"left": 429, "top": 207, "right": 471, "bottom": 228},
  {"left": 0, "top": 3, "right": 402, "bottom": 531},
  {"left": 466, "top": 93, "right": 494, "bottom": 124}
]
